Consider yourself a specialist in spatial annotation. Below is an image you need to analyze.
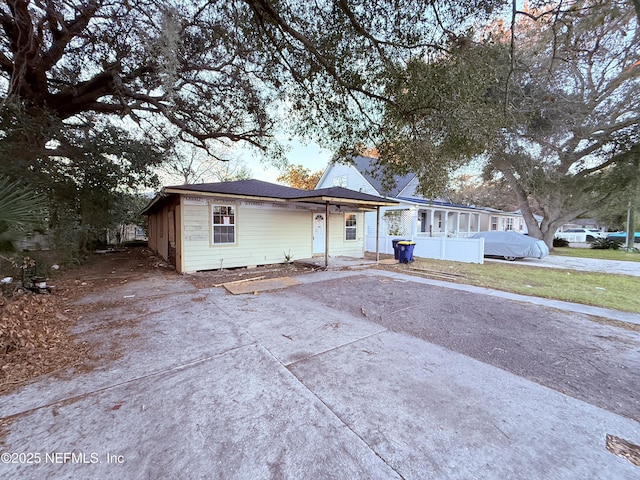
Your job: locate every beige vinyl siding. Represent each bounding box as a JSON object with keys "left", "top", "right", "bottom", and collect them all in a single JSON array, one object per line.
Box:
[
  {"left": 326, "top": 212, "right": 365, "bottom": 257},
  {"left": 182, "top": 203, "right": 312, "bottom": 272}
]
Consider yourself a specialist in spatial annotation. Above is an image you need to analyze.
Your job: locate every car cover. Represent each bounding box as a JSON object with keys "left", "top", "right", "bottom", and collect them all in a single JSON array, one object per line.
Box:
[{"left": 471, "top": 231, "right": 549, "bottom": 259}]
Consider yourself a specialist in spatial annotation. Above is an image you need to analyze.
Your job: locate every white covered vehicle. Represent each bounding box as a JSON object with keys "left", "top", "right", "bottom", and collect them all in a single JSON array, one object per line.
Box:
[{"left": 471, "top": 231, "right": 549, "bottom": 261}]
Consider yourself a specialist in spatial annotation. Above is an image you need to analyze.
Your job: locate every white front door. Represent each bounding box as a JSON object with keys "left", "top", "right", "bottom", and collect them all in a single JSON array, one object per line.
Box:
[{"left": 313, "top": 213, "right": 326, "bottom": 254}]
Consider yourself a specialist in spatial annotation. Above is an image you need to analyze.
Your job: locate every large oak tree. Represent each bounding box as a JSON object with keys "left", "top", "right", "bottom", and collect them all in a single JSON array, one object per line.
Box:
[
  {"left": 0, "top": 0, "right": 503, "bottom": 249},
  {"left": 376, "top": 0, "right": 640, "bottom": 247}
]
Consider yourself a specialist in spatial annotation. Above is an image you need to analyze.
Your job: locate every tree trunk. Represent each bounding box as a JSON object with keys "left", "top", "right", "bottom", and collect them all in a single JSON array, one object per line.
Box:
[
  {"left": 626, "top": 202, "right": 636, "bottom": 250},
  {"left": 499, "top": 165, "right": 551, "bottom": 245}
]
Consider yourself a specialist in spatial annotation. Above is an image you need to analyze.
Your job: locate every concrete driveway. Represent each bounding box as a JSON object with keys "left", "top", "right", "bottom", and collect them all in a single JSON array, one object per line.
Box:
[{"left": 1, "top": 268, "right": 639, "bottom": 479}]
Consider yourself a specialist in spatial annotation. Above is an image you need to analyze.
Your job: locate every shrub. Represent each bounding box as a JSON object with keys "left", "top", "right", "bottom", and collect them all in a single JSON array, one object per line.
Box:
[
  {"left": 590, "top": 237, "right": 622, "bottom": 250},
  {"left": 553, "top": 237, "right": 570, "bottom": 248}
]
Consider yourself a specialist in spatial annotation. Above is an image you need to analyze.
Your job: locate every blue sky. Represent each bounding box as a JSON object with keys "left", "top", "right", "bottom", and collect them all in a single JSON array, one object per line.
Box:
[{"left": 246, "top": 137, "right": 333, "bottom": 184}]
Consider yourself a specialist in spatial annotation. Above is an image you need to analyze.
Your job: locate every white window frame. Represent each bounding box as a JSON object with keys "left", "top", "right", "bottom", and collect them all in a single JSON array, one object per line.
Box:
[
  {"left": 333, "top": 175, "right": 347, "bottom": 188},
  {"left": 506, "top": 217, "right": 514, "bottom": 231},
  {"left": 345, "top": 213, "right": 357, "bottom": 241},
  {"left": 211, "top": 204, "right": 236, "bottom": 245}
]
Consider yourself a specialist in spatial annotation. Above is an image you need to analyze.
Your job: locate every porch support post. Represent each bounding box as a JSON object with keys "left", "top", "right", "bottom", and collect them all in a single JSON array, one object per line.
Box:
[
  {"left": 325, "top": 201, "right": 330, "bottom": 267},
  {"left": 429, "top": 210, "right": 434, "bottom": 237},
  {"left": 376, "top": 206, "right": 380, "bottom": 262}
]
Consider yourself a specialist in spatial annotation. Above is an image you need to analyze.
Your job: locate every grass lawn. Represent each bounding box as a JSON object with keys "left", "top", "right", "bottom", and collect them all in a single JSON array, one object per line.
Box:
[
  {"left": 399, "top": 257, "right": 640, "bottom": 314},
  {"left": 552, "top": 247, "right": 640, "bottom": 262}
]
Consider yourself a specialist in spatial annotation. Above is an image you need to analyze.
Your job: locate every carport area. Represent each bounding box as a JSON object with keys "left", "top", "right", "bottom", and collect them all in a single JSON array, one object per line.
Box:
[{"left": 1, "top": 266, "right": 639, "bottom": 479}]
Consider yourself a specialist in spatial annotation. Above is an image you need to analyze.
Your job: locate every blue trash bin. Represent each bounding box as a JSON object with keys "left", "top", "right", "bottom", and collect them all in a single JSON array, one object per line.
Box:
[
  {"left": 397, "top": 241, "right": 416, "bottom": 263},
  {"left": 392, "top": 239, "right": 410, "bottom": 260}
]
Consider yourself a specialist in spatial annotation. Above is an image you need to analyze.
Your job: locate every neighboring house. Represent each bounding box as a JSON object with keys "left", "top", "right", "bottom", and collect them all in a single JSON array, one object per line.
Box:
[
  {"left": 106, "top": 224, "right": 148, "bottom": 245},
  {"left": 142, "top": 179, "right": 397, "bottom": 273},
  {"left": 316, "top": 157, "right": 536, "bottom": 263},
  {"left": 316, "top": 156, "right": 531, "bottom": 236},
  {"left": 124, "top": 225, "right": 148, "bottom": 242}
]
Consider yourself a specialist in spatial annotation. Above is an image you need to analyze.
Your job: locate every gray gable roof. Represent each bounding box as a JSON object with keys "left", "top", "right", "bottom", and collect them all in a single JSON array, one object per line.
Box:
[{"left": 351, "top": 156, "right": 415, "bottom": 197}]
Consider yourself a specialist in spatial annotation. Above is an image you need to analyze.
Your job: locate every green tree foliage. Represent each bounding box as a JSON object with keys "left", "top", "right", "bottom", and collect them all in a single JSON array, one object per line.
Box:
[
  {"left": 0, "top": 104, "right": 162, "bottom": 252},
  {"left": 0, "top": 0, "right": 503, "bottom": 157},
  {"left": 445, "top": 173, "right": 518, "bottom": 212},
  {"left": 377, "top": 0, "right": 640, "bottom": 247},
  {"left": 590, "top": 160, "right": 640, "bottom": 233},
  {"left": 375, "top": 41, "right": 509, "bottom": 196}
]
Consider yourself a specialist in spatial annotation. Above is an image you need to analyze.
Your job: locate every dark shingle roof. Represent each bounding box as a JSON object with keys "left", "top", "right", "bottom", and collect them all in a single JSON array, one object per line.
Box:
[
  {"left": 165, "top": 179, "right": 395, "bottom": 204},
  {"left": 165, "top": 179, "right": 305, "bottom": 199},
  {"left": 143, "top": 179, "right": 398, "bottom": 214},
  {"left": 351, "top": 156, "right": 415, "bottom": 197}
]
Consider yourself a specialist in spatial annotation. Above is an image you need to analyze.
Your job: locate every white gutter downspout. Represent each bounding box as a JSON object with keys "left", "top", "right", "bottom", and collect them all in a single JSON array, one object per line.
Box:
[
  {"left": 325, "top": 201, "right": 330, "bottom": 268},
  {"left": 376, "top": 206, "right": 381, "bottom": 262}
]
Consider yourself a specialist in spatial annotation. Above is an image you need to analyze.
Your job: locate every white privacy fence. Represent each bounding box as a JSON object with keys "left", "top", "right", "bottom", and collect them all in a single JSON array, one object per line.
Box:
[{"left": 366, "top": 232, "right": 485, "bottom": 264}]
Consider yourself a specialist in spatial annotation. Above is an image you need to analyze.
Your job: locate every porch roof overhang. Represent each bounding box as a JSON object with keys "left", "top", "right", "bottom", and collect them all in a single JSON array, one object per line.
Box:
[
  {"left": 395, "top": 196, "right": 493, "bottom": 213},
  {"left": 285, "top": 194, "right": 398, "bottom": 211}
]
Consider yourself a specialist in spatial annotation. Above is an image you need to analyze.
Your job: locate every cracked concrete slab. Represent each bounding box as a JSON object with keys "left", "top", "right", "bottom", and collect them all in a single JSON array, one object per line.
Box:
[{"left": 2, "top": 345, "right": 400, "bottom": 479}]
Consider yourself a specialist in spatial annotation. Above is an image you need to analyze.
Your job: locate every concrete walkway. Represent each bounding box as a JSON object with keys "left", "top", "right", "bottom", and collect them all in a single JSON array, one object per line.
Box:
[
  {"left": 490, "top": 254, "right": 640, "bottom": 277},
  {"left": 1, "top": 269, "right": 638, "bottom": 479}
]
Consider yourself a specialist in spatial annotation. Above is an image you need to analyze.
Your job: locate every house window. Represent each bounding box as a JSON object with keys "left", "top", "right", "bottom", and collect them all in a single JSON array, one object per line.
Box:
[
  {"left": 506, "top": 218, "right": 514, "bottom": 231},
  {"left": 333, "top": 175, "right": 347, "bottom": 188},
  {"left": 211, "top": 205, "right": 236, "bottom": 244},
  {"left": 345, "top": 213, "right": 357, "bottom": 240},
  {"left": 491, "top": 216, "right": 498, "bottom": 230}
]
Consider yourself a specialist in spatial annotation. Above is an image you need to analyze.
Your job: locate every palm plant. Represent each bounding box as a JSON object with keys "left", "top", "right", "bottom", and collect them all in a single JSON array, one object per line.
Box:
[{"left": 0, "top": 176, "right": 46, "bottom": 251}]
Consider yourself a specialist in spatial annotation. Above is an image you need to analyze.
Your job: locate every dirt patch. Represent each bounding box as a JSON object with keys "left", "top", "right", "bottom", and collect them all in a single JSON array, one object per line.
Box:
[{"left": 186, "top": 263, "right": 315, "bottom": 290}]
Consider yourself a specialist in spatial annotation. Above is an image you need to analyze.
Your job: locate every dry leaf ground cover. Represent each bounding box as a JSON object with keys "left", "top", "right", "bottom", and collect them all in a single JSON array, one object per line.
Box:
[{"left": 0, "top": 247, "right": 161, "bottom": 395}]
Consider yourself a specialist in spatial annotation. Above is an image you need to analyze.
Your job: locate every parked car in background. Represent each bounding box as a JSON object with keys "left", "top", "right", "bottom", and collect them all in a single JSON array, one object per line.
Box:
[
  {"left": 471, "top": 231, "right": 550, "bottom": 261},
  {"left": 607, "top": 232, "right": 640, "bottom": 244},
  {"left": 555, "top": 228, "right": 606, "bottom": 243}
]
